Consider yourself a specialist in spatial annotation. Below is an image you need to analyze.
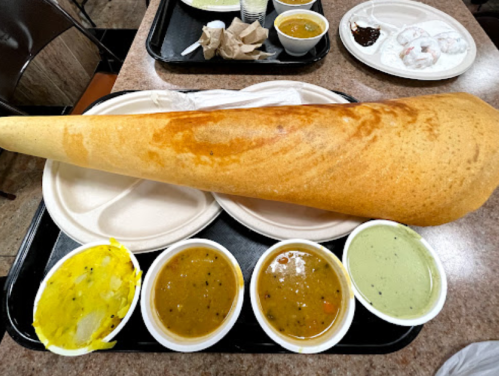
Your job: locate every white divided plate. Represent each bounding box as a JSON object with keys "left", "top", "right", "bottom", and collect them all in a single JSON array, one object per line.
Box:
[
  {"left": 180, "top": 0, "right": 239, "bottom": 12},
  {"left": 339, "top": 0, "right": 476, "bottom": 80},
  {"left": 43, "top": 91, "right": 222, "bottom": 254},
  {"left": 213, "top": 80, "right": 366, "bottom": 242}
]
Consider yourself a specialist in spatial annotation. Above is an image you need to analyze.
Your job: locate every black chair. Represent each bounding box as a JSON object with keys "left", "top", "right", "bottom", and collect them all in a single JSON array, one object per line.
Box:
[
  {"left": 0, "top": 276, "right": 6, "bottom": 343},
  {"left": 0, "top": 0, "right": 122, "bottom": 109},
  {"left": 474, "top": 11, "right": 499, "bottom": 50},
  {"left": 0, "top": 99, "right": 26, "bottom": 117},
  {"left": 69, "top": 0, "right": 97, "bottom": 27},
  {"left": 471, "top": 0, "right": 489, "bottom": 5},
  {"left": 0, "top": 0, "right": 123, "bottom": 201}
]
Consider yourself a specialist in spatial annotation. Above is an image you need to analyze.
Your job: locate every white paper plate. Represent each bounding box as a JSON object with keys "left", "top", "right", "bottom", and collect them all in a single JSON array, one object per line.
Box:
[
  {"left": 213, "top": 80, "right": 366, "bottom": 242},
  {"left": 180, "top": 0, "right": 239, "bottom": 12},
  {"left": 339, "top": 0, "right": 476, "bottom": 80},
  {"left": 43, "top": 91, "right": 222, "bottom": 254}
]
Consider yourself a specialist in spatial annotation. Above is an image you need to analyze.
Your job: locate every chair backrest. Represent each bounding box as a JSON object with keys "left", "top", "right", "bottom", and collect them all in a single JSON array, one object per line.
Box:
[
  {"left": 0, "top": 0, "right": 121, "bottom": 103},
  {"left": 0, "top": 0, "right": 73, "bottom": 102},
  {"left": 0, "top": 98, "right": 27, "bottom": 116},
  {"left": 0, "top": 276, "right": 7, "bottom": 339}
]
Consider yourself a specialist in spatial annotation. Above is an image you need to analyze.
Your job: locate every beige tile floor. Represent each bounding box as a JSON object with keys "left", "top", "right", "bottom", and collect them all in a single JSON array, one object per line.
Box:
[
  {"left": 0, "top": 152, "right": 45, "bottom": 276},
  {"left": 84, "top": 0, "right": 147, "bottom": 28},
  {"left": 0, "top": 257, "right": 15, "bottom": 276}
]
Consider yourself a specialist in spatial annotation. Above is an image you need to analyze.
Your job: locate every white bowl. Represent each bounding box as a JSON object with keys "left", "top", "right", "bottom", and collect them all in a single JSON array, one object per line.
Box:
[
  {"left": 272, "top": 0, "right": 316, "bottom": 15},
  {"left": 33, "top": 240, "right": 142, "bottom": 356},
  {"left": 140, "top": 238, "right": 244, "bottom": 352},
  {"left": 274, "top": 10, "right": 329, "bottom": 57},
  {"left": 342, "top": 220, "right": 447, "bottom": 326},
  {"left": 250, "top": 239, "right": 355, "bottom": 354}
]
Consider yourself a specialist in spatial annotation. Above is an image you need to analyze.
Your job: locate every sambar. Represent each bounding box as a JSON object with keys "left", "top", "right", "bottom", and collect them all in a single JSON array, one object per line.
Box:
[
  {"left": 153, "top": 247, "right": 237, "bottom": 338},
  {"left": 257, "top": 247, "right": 343, "bottom": 340}
]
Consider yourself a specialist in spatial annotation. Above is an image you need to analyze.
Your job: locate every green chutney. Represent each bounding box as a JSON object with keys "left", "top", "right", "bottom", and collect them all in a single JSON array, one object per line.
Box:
[{"left": 347, "top": 225, "right": 441, "bottom": 319}]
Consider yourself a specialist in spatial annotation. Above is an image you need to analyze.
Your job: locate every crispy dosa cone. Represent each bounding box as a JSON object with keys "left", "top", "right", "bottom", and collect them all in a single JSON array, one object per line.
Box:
[{"left": 1, "top": 92, "right": 498, "bottom": 226}]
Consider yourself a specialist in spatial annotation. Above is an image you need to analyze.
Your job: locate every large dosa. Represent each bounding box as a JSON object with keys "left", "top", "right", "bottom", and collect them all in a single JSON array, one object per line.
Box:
[{"left": 1, "top": 92, "right": 499, "bottom": 226}]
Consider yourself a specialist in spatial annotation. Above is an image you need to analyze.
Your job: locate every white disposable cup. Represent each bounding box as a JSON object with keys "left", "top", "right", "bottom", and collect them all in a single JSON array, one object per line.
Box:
[
  {"left": 141, "top": 238, "right": 244, "bottom": 352},
  {"left": 33, "top": 240, "right": 142, "bottom": 356},
  {"left": 250, "top": 239, "right": 355, "bottom": 354},
  {"left": 274, "top": 10, "right": 329, "bottom": 56},
  {"left": 241, "top": 0, "right": 270, "bottom": 26},
  {"left": 342, "top": 220, "right": 447, "bottom": 326},
  {"left": 272, "top": 0, "right": 316, "bottom": 15}
]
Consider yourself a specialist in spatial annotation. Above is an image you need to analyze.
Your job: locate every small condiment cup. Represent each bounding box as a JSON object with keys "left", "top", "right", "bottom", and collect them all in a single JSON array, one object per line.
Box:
[
  {"left": 342, "top": 220, "right": 447, "bottom": 326},
  {"left": 140, "top": 238, "right": 244, "bottom": 352},
  {"left": 250, "top": 239, "right": 355, "bottom": 354},
  {"left": 274, "top": 10, "right": 329, "bottom": 57},
  {"left": 33, "top": 240, "right": 142, "bottom": 356},
  {"left": 272, "top": 0, "right": 317, "bottom": 15}
]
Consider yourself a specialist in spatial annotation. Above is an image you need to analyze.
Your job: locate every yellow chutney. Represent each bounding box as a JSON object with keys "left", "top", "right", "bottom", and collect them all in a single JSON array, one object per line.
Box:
[
  {"left": 257, "top": 248, "right": 342, "bottom": 340},
  {"left": 278, "top": 17, "right": 323, "bottom": 38},
  {"left": 153, "top": 247, "right": 237, "bottom": 338},
  {"left": 33, "top": 240, "right": 141, "bottom": 352}
]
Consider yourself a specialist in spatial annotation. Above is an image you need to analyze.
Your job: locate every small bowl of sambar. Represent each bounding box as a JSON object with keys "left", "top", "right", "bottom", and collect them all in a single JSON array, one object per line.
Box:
[
  {"left": 272, "top": 0, "right": 317, "bottom": 15},
  {"left": 274, "top": 10, "right": 329, "bottom": 57},
  {"left": 140, "top": 239, "right": 244, "bottom": 352},
  {"left": 250, "top": 239, "right": 355, "bottom": 353}
]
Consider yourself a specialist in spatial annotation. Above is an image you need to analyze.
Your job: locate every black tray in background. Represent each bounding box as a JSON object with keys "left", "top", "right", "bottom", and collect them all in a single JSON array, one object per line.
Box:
[{"left": 146, "top": 0, "right": 330, "bottom": 66}]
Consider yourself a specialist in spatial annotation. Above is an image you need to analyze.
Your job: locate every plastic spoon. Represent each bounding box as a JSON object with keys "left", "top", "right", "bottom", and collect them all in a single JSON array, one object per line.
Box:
[{"left": 181, "top": 20, "right": 226, "bottom": 56}]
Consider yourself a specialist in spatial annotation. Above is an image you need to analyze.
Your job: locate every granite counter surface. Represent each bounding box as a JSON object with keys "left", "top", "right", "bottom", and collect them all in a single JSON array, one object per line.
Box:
[{"left": 1, "top": 0, "right": 499, "bottom": 374}]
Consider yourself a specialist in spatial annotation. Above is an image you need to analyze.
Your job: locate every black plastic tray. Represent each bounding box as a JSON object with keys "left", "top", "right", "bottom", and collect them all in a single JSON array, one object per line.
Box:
[
  {"left": 3, "top": 203, "right": 422, "bottom": 354},
  {"left": 1, "top": 90, "right": 423, "bottom": 354},
  {"left": 146, "top": 0, "right": 330, "bottom": 66}
]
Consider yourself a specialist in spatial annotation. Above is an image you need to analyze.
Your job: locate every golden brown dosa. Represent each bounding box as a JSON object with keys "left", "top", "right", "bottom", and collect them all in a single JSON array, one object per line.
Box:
[{"left": 1, "top": 92, "right": 498, "bottom": 226}]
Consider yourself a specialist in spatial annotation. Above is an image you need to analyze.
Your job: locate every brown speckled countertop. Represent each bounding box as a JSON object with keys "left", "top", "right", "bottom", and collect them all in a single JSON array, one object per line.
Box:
[{"left": 2, "top": 0, "right": 499, "bottom": 374}]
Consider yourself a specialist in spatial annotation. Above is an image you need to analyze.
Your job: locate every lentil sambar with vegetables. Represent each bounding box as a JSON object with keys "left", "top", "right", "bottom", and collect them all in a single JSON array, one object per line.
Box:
[
  {"left": 153, "top": 247, "right": 237, "bottom": 338},
  {"left": 278, "top": 17, "right": 323, "bottom": 39},
  {"left": 257, "top": 247, "right": 343, "bottom": 340}
]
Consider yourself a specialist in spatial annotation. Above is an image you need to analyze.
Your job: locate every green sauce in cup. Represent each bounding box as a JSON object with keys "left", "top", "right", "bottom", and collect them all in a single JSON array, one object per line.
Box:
[{"left": 347, "top": 225, "right": 441, "bottom": 319}]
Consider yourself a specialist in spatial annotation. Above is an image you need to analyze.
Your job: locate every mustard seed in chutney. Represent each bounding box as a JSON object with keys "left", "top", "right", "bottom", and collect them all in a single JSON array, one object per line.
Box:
[{"left": 347, "top": 225, "right": 441, "bottom": 319}]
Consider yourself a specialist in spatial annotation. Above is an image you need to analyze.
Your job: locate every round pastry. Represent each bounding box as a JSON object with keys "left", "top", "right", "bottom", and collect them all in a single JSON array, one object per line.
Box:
[
  {"left": 400, "top": 37, "right": 441, "bottom": 69},
  {"left": 435, "top": 31, "right": 468, "bottom": 54},
  {"left": 397, "top": 27, "right": 429, "bottom": 46}
]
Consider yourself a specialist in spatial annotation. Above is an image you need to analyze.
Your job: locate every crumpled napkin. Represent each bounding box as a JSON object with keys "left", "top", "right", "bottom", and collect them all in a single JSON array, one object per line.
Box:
[{"left": 199, "top": 18, "right": 273, "bottom": 60}]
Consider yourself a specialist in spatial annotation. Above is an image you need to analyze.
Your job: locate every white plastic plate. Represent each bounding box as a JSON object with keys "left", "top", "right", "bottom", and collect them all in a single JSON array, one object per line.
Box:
[
  {"left": 43, "top": 91, "right": 222, "bottom": 254},
  {"left": 180, "top": 0, "right": 240, "bottom": 12},
  {"left": 213, "top": 80, "right": 366, "bottom": 242},
  {"left": 339, "top": 0, "right": 476, "bottom": 80}
]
